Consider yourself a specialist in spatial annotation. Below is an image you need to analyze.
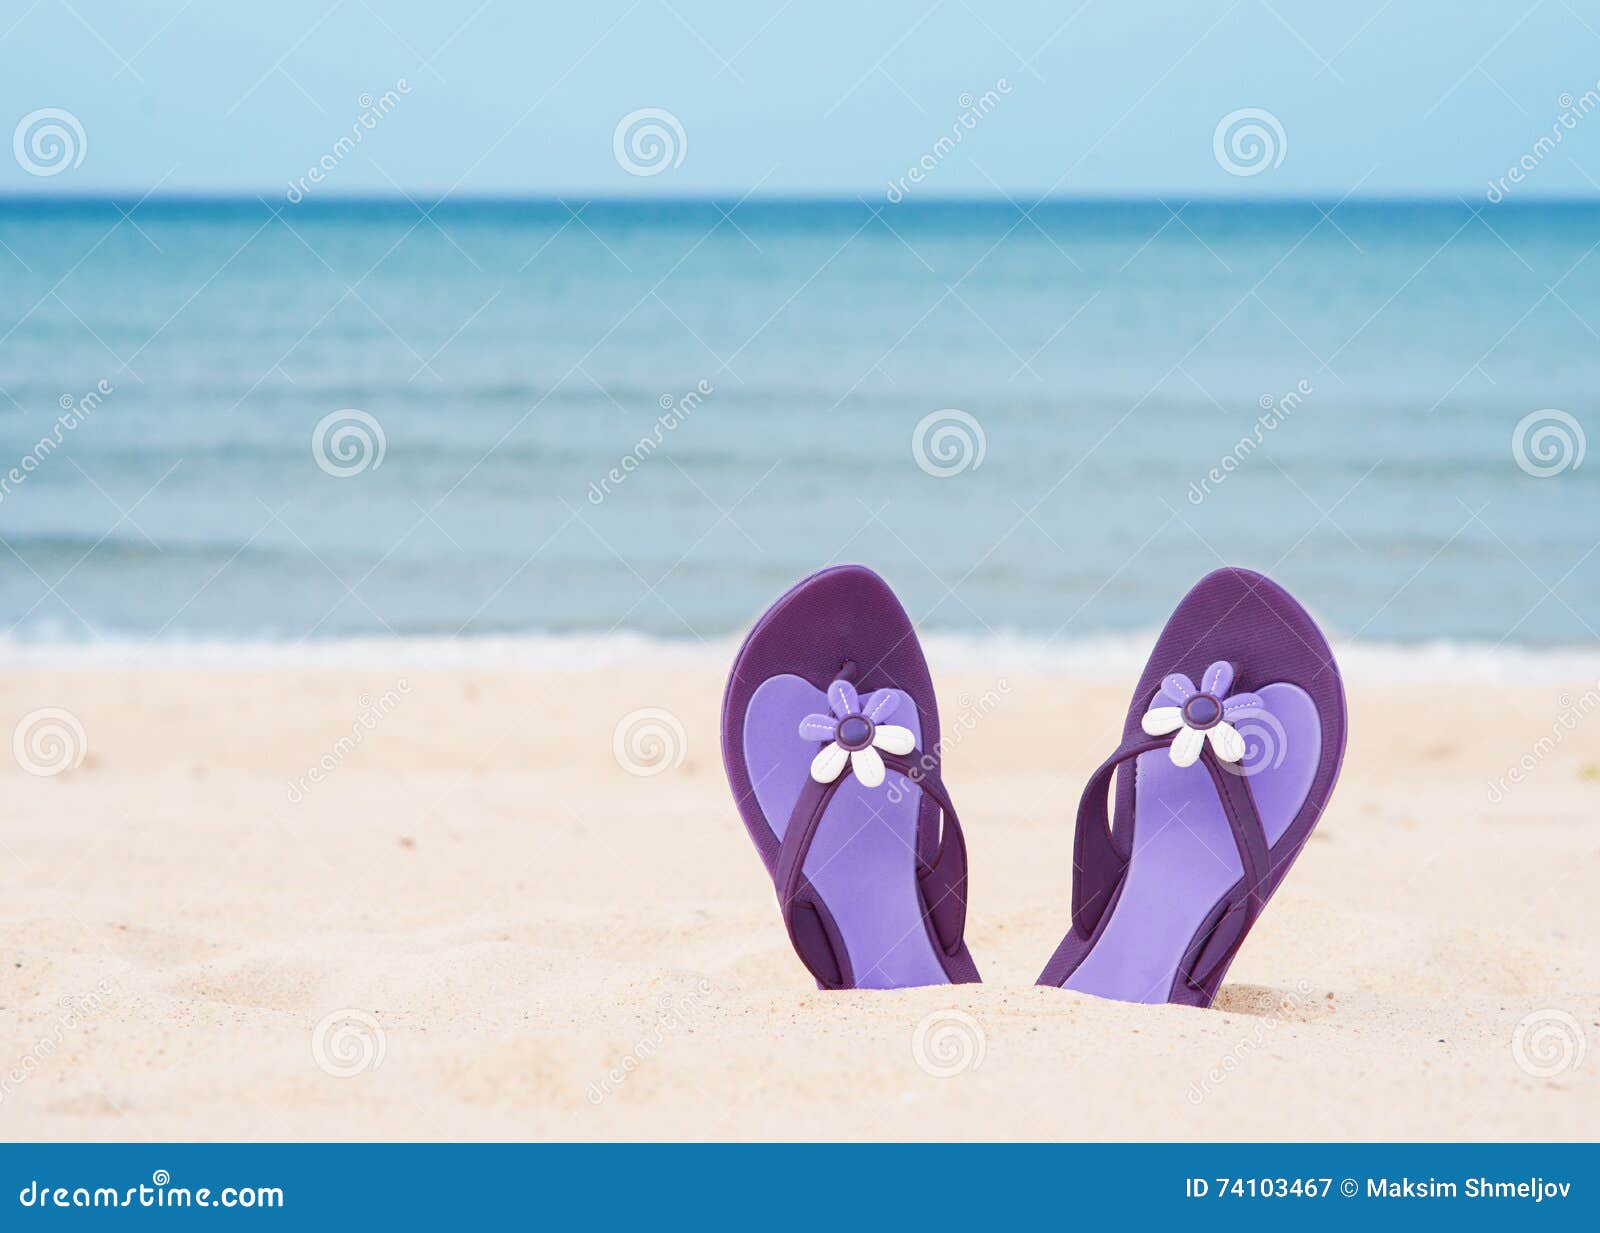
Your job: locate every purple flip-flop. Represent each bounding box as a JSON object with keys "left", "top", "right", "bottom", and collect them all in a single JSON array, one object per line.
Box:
[
  {"left": 1038, "top": 567, "right": 1347, "bottom": 1007},
  {"left": 721, "top": 565, "right": 981, "bottom": 989}
]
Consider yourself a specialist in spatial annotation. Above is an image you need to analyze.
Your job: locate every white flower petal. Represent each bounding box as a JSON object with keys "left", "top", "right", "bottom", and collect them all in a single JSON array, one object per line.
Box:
[
  {"left": 1141, "top": 706, "right": 1184, "bottom": 736},
  {"left": 810, "top": 742, "right": 848, "bottom": 783},
  {"left": 872, "top": 724, "right": 915, "bottom": 755},
  {"left": 1169, "top": 726, "right": 1204, "bottom": 768},
  {"left": 1207, "top": 721, "right": 1245, "bottom": 763},
  {"left": 851, "top": 745, "right": 886, "bottom": 788}
]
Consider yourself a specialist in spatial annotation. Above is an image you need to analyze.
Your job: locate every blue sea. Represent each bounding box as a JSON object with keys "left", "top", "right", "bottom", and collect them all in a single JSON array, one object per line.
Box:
[{"left": 1, "top": 197, "right": 1596, "bottom": 655}]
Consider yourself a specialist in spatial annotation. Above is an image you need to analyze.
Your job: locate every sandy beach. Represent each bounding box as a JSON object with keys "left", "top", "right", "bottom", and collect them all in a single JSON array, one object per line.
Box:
[{"left": 1, "top": 657, "right": 1596, "bottom": 1141}]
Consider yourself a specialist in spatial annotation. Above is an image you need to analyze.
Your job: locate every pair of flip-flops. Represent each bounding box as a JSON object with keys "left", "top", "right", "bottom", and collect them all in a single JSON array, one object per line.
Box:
[{"left": 720, "top": 565, "right": 1346, "bottom": 1005}]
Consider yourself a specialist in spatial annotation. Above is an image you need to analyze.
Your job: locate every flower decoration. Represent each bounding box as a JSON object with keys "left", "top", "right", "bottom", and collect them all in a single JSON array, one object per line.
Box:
[
  {"left": 1140, "top": 660, "right": 1264, "bottom": 768},
  {"left": 799, "top": 679, "right": 916, "bottom": 789}
]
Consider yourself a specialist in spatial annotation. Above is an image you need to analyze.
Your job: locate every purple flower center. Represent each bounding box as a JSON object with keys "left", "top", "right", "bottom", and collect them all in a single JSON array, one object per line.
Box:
[
  {"left": 835, "top": 715, "right": 874, "bottom": 750},
  {"left": 1182, "top": 694, "right": 1222, "bottom": 730}
]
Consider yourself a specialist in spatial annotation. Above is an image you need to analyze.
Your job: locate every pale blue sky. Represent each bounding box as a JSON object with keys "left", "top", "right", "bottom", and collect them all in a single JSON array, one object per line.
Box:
[{"left": 4, "top": 0, "right": 1600, "bottom": 198}]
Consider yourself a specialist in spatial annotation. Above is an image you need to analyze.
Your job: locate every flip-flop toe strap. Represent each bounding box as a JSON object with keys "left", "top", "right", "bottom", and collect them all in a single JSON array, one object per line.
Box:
[
  {"left": 883, "top": 754, "right": 969, "bottom": 956},
  {"left": 774, "top": 754, "right": 968, "bottom": 988},
  {"left": 1072, "top": 733, "right": 1272, "bottom": 986}
]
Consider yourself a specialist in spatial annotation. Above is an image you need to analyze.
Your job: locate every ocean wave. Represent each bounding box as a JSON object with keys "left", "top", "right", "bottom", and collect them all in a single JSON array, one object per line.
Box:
[{"left": 1, "top": 627, "right": 1596, "bottom": 683}]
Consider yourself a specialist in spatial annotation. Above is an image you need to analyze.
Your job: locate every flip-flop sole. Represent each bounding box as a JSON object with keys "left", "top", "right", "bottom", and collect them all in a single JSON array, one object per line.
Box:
[
  {"left": 1040, "top": 567, "right": 1346, "bottom": 1006},
  {"left": 721, "top": 565, "right": 979, "bottom": 989}
]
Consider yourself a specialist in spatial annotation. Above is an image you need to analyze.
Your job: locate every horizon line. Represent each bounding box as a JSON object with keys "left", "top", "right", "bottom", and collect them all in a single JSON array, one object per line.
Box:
[{"left": 2, "top": 190, "right": 1598, "bottom": 208}]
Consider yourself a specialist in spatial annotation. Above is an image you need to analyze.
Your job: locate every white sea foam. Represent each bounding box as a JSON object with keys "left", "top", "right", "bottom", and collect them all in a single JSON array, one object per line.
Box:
[{"left": 0, "top": 629, "right": 1596, "bottom": 683}]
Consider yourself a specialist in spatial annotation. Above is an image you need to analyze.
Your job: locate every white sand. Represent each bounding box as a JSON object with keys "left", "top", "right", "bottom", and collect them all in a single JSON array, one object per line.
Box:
[{"left": 1, "top": 665, "right": 1596, "bottom": 1140}]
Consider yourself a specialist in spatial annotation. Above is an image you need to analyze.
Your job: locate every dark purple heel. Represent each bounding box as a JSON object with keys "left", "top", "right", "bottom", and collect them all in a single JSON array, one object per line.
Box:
[{"left": 721, "top": 565, "right": 981, "bottom": 989}]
